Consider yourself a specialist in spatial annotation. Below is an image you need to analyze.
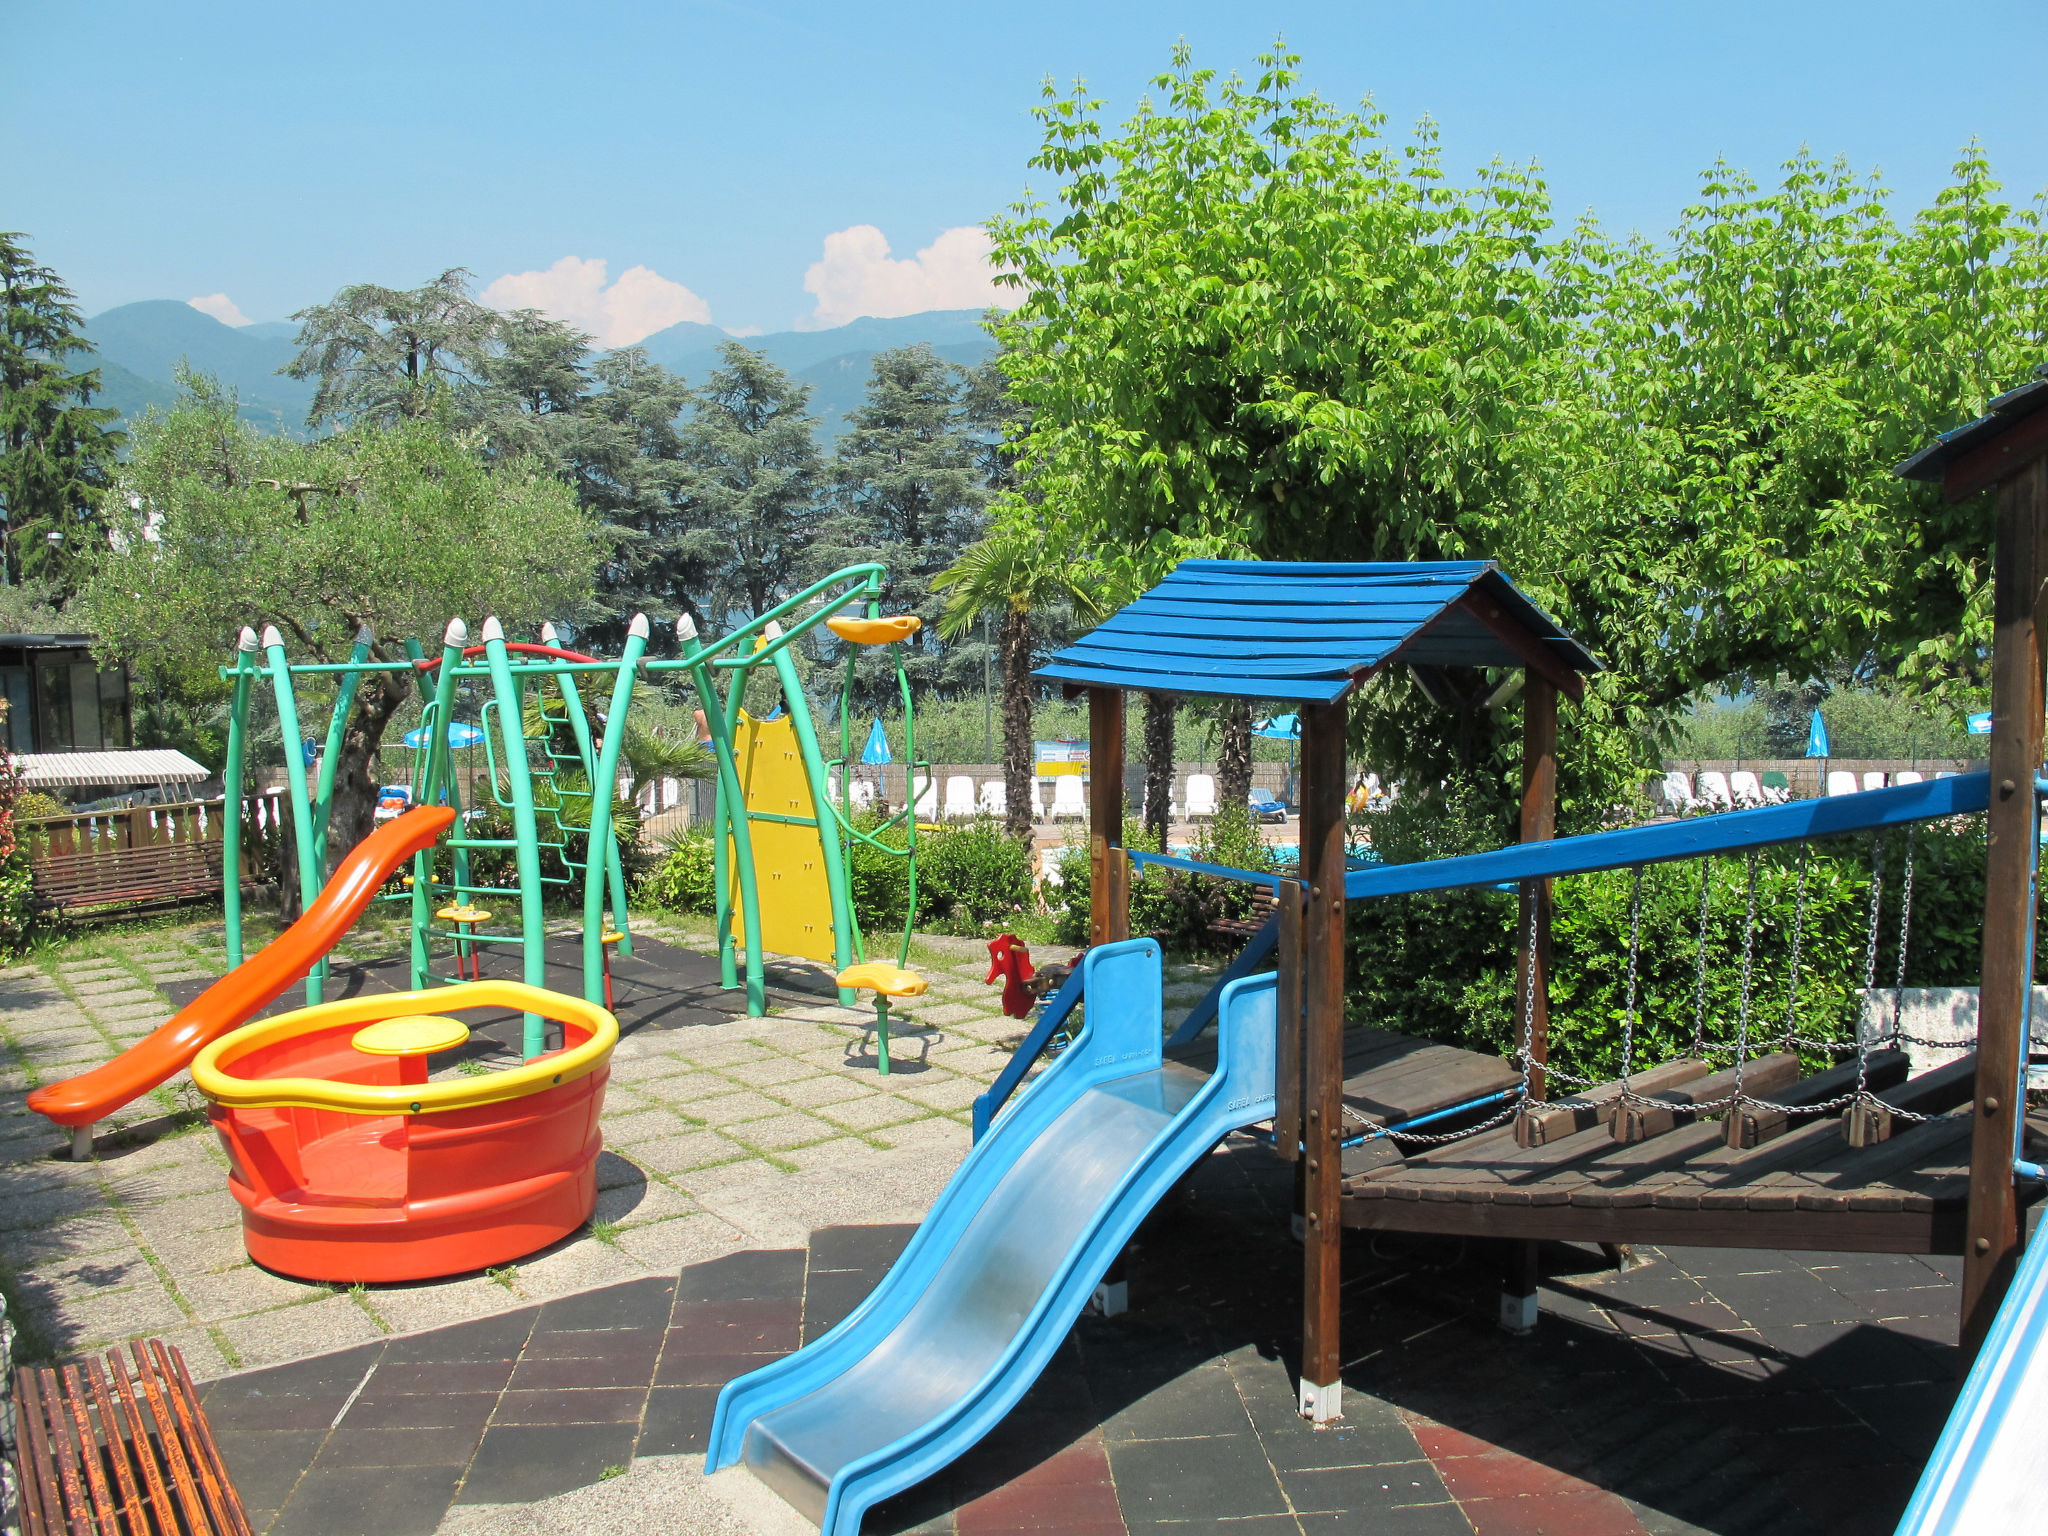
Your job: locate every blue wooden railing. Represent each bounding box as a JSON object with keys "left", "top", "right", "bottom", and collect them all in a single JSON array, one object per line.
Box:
[{"left": 971, "top": 771, "right": 1994, "bottom": 1143}]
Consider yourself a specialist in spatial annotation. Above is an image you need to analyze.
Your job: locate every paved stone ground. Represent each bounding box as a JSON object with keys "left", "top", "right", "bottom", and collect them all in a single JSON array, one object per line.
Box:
[
  {"left": 195, "top": 1146, "right": 1965, "bottom": 1536},
  {"left": 0, "top": 912, "right": 1217, "bottom": 1382}
]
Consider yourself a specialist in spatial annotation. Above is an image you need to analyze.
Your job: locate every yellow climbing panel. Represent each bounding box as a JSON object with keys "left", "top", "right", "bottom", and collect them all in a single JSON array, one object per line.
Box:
[{"left": 734, "top": 711, "right": 836, "bottom": 964}]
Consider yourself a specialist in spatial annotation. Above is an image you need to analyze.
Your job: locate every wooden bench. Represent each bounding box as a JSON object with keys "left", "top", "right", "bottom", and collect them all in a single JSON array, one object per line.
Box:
[
  {"left": 1207, "top": 887, "right": 1278, "bottom": 942},
  {"left": 10, "top": 1339, "right": 252, "bottom": 1536}
]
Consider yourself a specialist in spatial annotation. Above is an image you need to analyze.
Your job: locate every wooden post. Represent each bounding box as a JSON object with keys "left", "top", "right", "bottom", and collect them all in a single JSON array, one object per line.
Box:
[
  {"left": 1505, "top": 674, "right": 1558, "bottom": 1333},
  {"left": 1299, "top": 700, "right": 1347, "bottom": 1422},
  {"left": 1273, "top": 877, "right": 1306, "bottom": 1165},
  {"left": 1963, "top": 453, "right": 2048, "bottom": 1361},
  {"left": 1087, "top": 687, "right": 1129, "bottom": 946}
]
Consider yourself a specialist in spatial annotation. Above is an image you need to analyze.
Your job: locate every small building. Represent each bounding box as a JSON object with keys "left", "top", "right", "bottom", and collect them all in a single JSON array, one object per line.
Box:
[{"left": 2, "top": 631, "right": 207, "bottom": 802}]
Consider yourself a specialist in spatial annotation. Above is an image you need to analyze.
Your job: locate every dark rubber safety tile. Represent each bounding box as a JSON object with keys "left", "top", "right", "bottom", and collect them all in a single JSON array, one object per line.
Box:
[
  {"left": 311, "top": 1425, "right": 487, "bottom": 1470},
  {"left": 506, "top": 1352, "right": 657, "bottom": 1391},
  {"left": 210, "top": 1428, "right": 328, "bottom": 1511},
  {"left": 379, "top": 1306, "right": 537, "bottom": 1363},
  {"left": 669, "top": 1296, "right": 802, "bottom": 1354},
  {"left": 491, "top": 1386, "right": 650, "bottom": 1426},
  {"left": 365, "top": 1358, "right": 517, "bottom": 1396},
  {"left": 535, "top": 1275, "right": 676, "bottom": 1334},
  {"left": 672, "top": 1245, "right": 805, "bottom": 1306},
  {"left": 1298, "top": 1503, "right": 1473, "bottom": 1535},
  {"left": 654, "top": 1348, "right": 780, "bottom": 1388},
  {"left": 1454, "top": 1487, "right": 1650, "bottom": 1536},
  {"left": 519, "top": 1323, "right": 666, "bottom": 1361},
  {"left": 1283, "top": 1461, "right": 1457, "bottom": 1517},
  {"left": 268, "top": 1463, "right": 465, "bottom": 1536},
  {"left": 806, "top": 1221, "right": 917, "bottom": 1274},
  {"left": 337, "top": 1389, "right": 499, "bottom": 1431},
  {"left": 1100, "top": 1363, "right": 1253, "bottom": 1444},
  {"left": 454, "top": 1421, "right": 642, "bottom": 1505},
  {"left": 1106, "top": 1432, "right": 1290, "bottom": 1524},
  {"left": 636, "top": 1384, "right": 721, "bottom": 1457}
]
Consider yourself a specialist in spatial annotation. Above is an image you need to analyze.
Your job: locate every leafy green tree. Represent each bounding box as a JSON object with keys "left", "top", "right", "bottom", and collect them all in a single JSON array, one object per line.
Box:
[
  {"left": 676, "top": 344, "right": 823, "bottom": 628},
  {"left": 990, "top": 44, "right": 2048, "bottom": 835},
  {"left": 285, "top": 268, "right": 502, "bottom": 429},
  {"left": 933, "top": 515, "right": 1107, "bottom": 839},
  {"left": 830, "top": 345, "right": 988, "bottom": 698},
  {"left": 0, "top": 234, "right": 122, "bottom": 592},
  {"left": 86, "top": 376, "right": 604, "bottom": 898}
]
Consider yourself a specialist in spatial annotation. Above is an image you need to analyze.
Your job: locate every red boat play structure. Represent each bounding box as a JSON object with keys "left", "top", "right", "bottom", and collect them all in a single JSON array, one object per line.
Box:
[
  {"left": 189, "top": 979, "right": 615, "bottom": 1283},
  {"left": 26, "top": 804, "right": 619, "bottom": 1283}
]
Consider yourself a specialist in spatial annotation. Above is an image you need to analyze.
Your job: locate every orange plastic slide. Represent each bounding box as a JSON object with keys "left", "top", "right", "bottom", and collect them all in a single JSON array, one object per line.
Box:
[{"left": 27, "top": 805, "right": 456, "bottom": 1129}]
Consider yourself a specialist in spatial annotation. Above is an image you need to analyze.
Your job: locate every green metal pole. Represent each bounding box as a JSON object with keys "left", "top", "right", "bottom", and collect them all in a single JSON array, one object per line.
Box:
[
  {"left": 679, "top": 614, "right": 767, "bottom": 1016},
  {"left": 582, "top": 616, "right": 647, "bottom": 1004},
  {"left": 482, "top": 617, "right": 549, "bottom": 1056},
  {"left": 262, "top": 626, "right": 325, "bottom": 1003},
  {"left": 543, "top": 621, "right": 635, "bottom": 968},
  {"left": 415, "top": 619, "right": 467, "bottom": 989},
  {"left": 767, "top": 624, "right": 856, "bottom": 1003},
  {"left": 221, "top": 628, "right": 257, "bottom": 970}
]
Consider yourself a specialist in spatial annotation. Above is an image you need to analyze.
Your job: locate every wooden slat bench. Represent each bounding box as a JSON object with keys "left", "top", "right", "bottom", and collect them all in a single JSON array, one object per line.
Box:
[{"left": 10, "top": 1340, "right": 252, "bottom": 1536}]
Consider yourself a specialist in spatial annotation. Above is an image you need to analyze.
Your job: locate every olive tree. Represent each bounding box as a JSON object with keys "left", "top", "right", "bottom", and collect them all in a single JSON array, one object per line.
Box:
[{"left": 86, "top": 375, "right": 605, "bottom": 893}]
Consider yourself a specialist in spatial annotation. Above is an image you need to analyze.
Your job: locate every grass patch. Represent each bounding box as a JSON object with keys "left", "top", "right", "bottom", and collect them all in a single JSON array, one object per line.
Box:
[
  {"left": 590, "top": 1219, "right": 622, "bottom": 1247},
  {"left": 487, "top": 1264, "right": 519, "bottom": 1291},
  {"left": 599, "top": 1464, "right": 627, "bottom": 1481}
]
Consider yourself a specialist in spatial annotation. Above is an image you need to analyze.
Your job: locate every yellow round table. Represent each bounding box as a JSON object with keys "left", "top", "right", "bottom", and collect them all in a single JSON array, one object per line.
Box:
[{"left": 352, "top": 1014, "right": 471, "bottom": 1087}]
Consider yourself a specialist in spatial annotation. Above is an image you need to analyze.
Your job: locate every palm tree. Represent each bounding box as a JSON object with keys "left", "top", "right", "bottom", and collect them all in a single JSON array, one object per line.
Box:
[{"left": 934, "top": 523, "right": 1109, "bottom": 840}]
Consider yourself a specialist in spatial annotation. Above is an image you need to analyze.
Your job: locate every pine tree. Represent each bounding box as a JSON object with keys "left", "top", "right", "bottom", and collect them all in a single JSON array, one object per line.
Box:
[
  {"left": 0, "top": 233, "right": 122, "bottom": 591},
  {"left": 676, "top": 344, "right": 823, "bottom": 629},
  {"left": 830, "top": 345, "right": 987, "bottom": 699}
]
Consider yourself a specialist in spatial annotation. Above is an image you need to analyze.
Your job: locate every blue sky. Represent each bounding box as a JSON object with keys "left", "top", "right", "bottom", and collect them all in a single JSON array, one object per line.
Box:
[{"left": 6, "top": 1, "right": 2044, "bottom": 338}]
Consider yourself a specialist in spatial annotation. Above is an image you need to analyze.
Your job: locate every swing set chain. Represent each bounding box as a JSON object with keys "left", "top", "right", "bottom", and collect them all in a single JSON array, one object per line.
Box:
[
  {"left": 1689, "top": 857, "right": 1714, "bottom": 1060},
  {"left": 1779, "top": 843, "right": 1811, "bottom": 1050},
  {"left": 1614, "top": 865, "right": 1646, "bottom": 1108},
  {"left": 1514, "top": 890, "right": 1540, "bottom": 1100},
  {"left": 1732, "top": 850, "right": 1761, "bottom": 1096},
  {"left": 1854, "top": 833, "right": 1886, "bottom": 1105}
]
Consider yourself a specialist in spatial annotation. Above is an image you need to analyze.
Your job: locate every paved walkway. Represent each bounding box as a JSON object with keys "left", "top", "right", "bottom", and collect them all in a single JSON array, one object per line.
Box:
[{"left": 0, "top": 914, "right": 1209, "bottom": 1380}]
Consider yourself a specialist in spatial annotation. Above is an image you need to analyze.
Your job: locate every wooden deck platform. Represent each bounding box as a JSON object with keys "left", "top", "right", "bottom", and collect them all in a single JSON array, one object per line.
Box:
[
  {"left": 1170, "top": 1025, "right": 1521, "bottom": 1133},
  {"left": 1346, "top": 1072, "right": 2048, "bottom": 1255}
]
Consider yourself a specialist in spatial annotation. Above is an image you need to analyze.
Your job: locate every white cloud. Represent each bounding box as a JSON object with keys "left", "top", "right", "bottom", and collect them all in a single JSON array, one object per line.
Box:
[
  {"left": 480, "top": 256, "right": 711, "bottom": 348},
  {"left": 187, "top": 293, "right": 251, "bottom": 327},
  {"left": 800, "top": 224, "right": 1012, "bottom": 329}
]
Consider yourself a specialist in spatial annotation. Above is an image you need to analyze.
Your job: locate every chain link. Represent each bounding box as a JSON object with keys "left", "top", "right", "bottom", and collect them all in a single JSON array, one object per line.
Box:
[
  {"left": 1689, "top": 856, "right": 1714, "bottom": 1059},
  {"left": 1778, "top": 843, "right": 1810, "bottom": 1050},
  {"left": 1348, "top": 817, "right": 1970, "bottom": 1152}
]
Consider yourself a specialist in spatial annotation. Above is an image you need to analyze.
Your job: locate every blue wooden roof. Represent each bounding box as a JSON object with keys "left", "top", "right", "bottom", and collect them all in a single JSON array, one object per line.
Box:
[{"left": 1036, "top": 560, "right": 1600, "bottom": 704}]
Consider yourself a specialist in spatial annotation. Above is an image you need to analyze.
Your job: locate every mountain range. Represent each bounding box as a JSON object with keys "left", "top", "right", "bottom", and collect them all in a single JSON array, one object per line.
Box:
[{"left": 79, "top": 301, "right": 997, "bottom": 441}]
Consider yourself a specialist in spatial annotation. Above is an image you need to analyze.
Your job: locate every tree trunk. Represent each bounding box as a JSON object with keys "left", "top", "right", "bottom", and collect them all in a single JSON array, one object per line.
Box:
[
  {"left": 999, "top": 606, "right": 1035, "bottom": 842},
  {"left": 1143, "top": 693, "right": 1176, "bottom": 849},
  {"left": 324, "top": 674, "right": 408, "bottom": 882},
  {"left": 1217, "top": 697, "right": 1253, "bottom": 815}
]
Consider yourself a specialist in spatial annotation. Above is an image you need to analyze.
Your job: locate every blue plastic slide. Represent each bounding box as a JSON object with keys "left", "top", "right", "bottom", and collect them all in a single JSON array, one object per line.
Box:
[
  {"left": 706, "top": 937, "right": 1278, "bottom": 1535},
  {"left": 1894, "top": 1211, "right": 2048, "bottom": 1534}
]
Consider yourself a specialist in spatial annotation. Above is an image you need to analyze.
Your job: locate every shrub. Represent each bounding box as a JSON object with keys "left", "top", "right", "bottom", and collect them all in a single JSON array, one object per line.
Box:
[
  {"left": 637, "top": 827, "right": 715, "bottom": 913},
  {"left": 1054, "top": 807, "right": 1278, "bottom": 951},
  {"left": 13, "top": 791, "right": 64, "bottom": 822},
  {"left": 914, "top": 820, "right": 1033, "bottom": 934}
]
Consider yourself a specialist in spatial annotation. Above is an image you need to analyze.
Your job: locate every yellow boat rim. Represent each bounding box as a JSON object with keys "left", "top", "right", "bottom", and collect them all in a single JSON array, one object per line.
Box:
[{"left": 191, "top": 981, "right": 618, "bottom": 1116}]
